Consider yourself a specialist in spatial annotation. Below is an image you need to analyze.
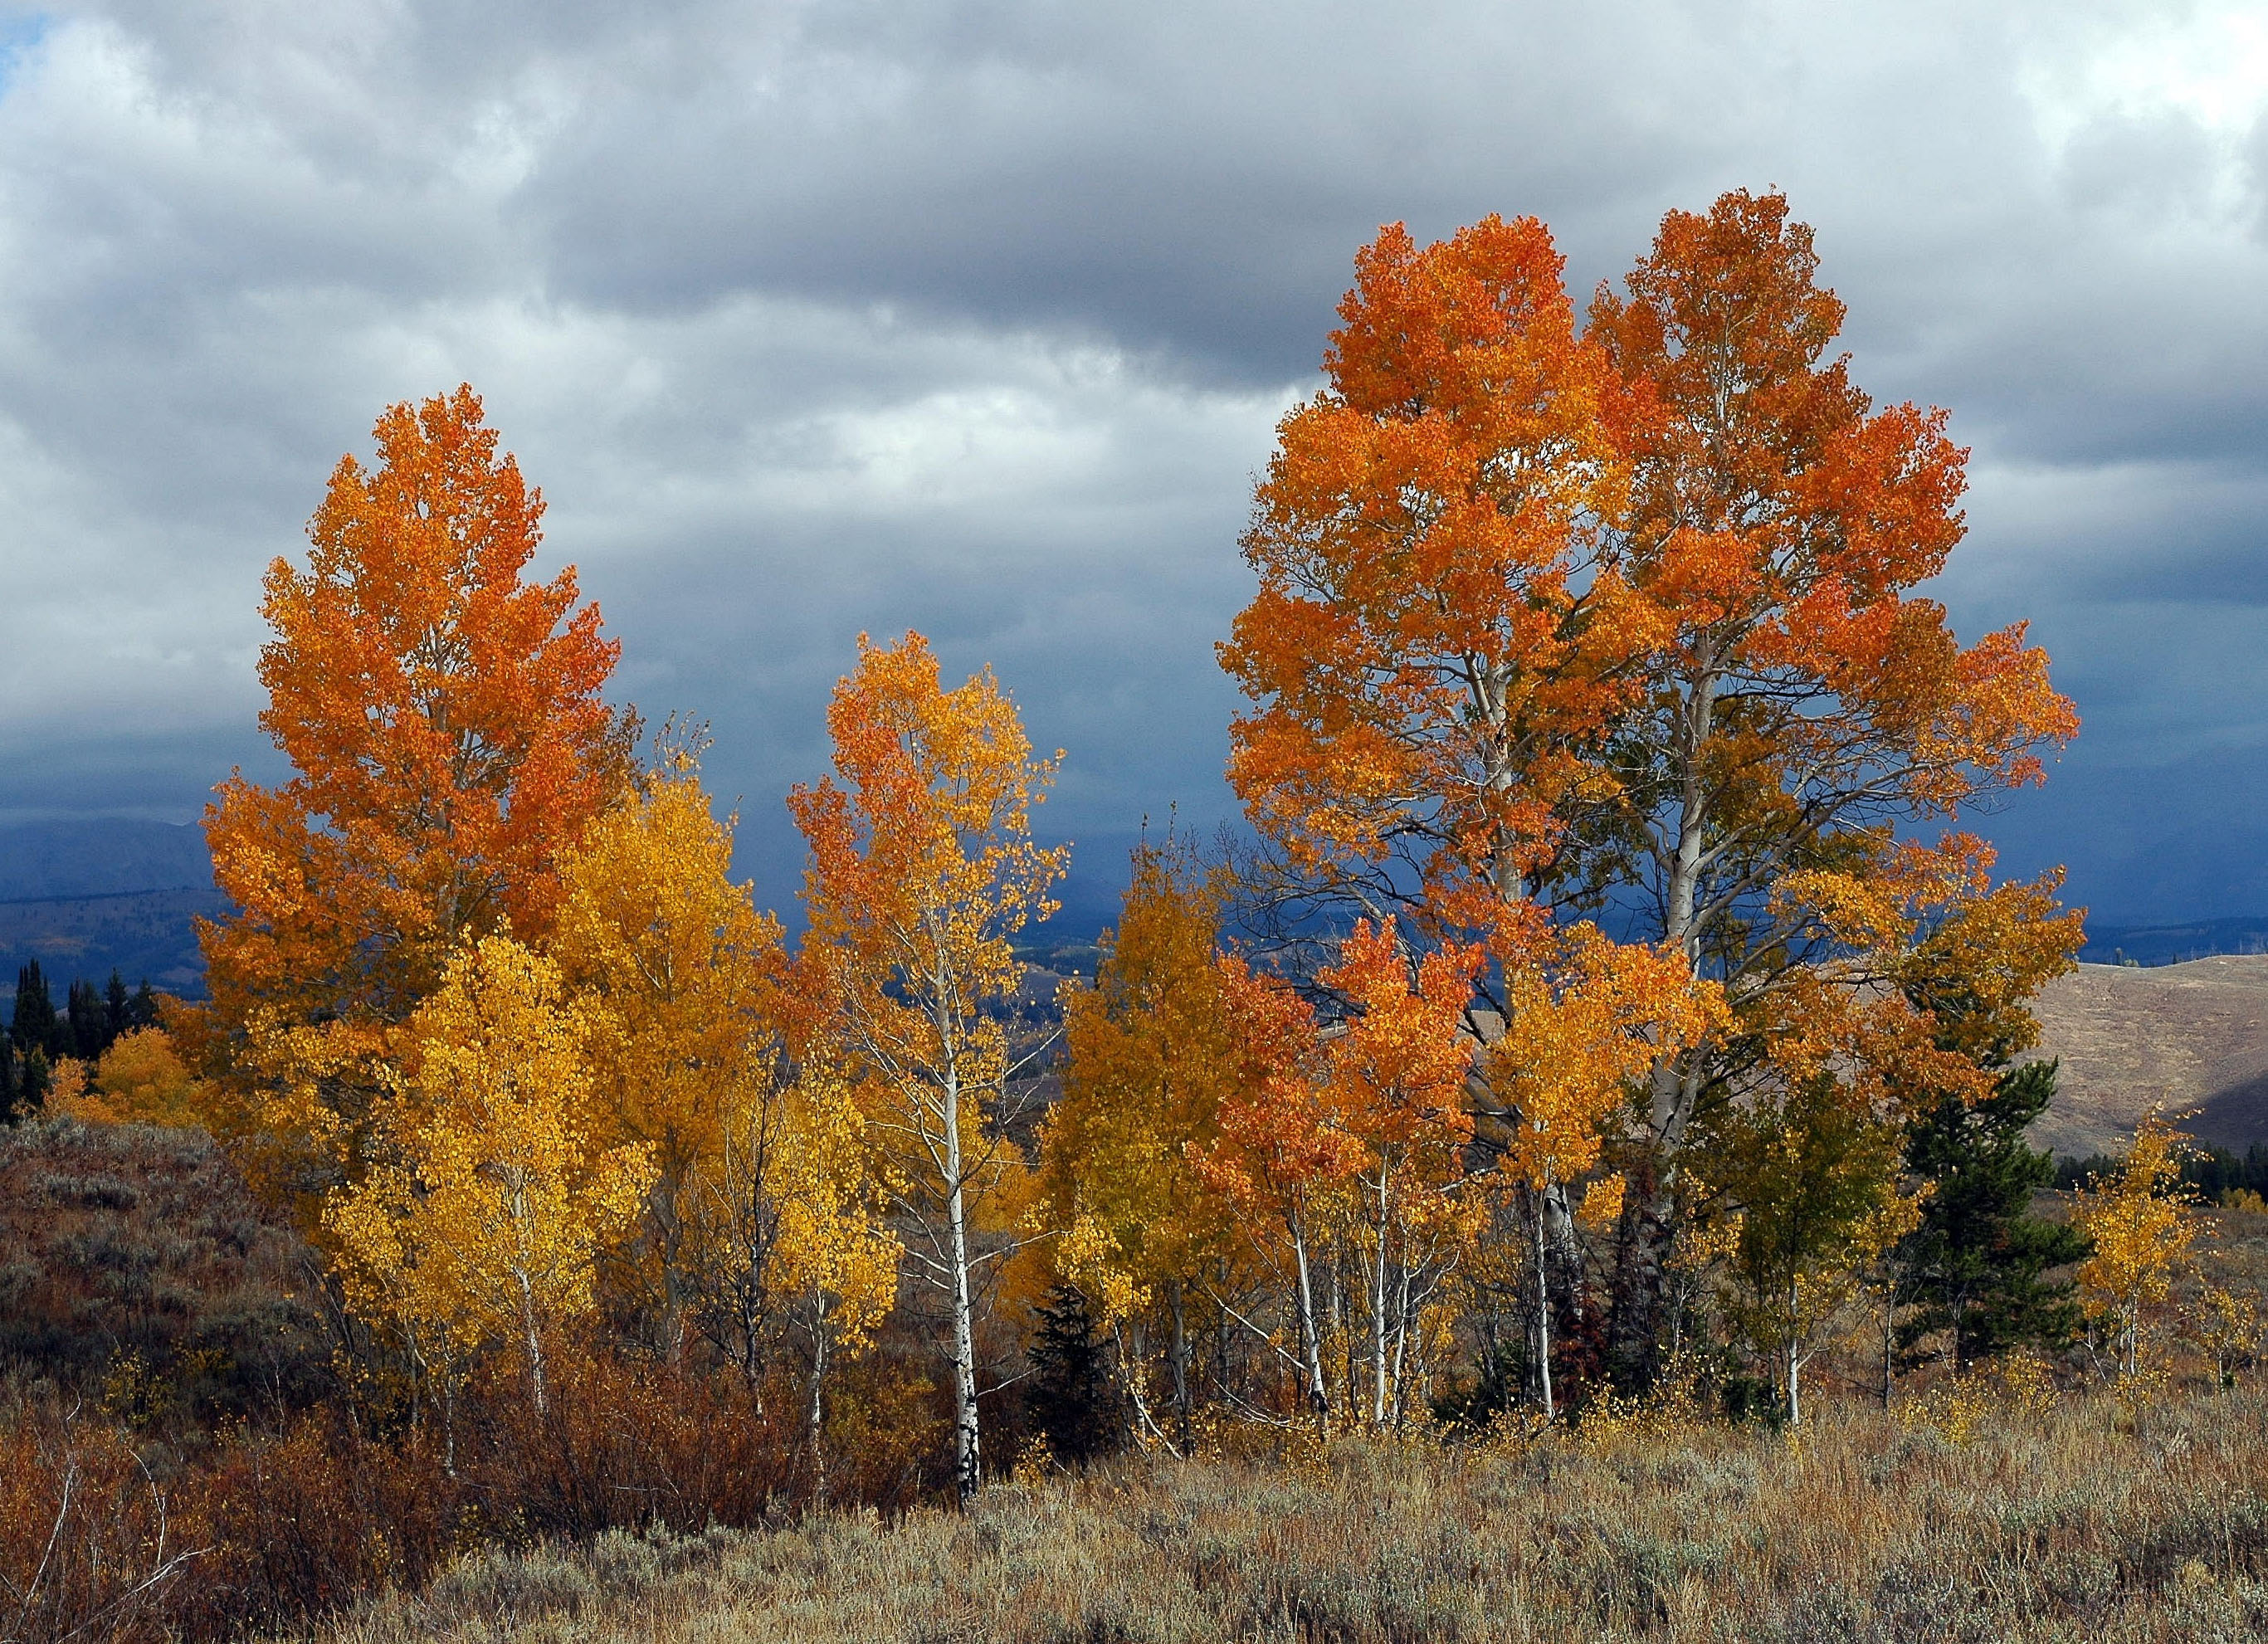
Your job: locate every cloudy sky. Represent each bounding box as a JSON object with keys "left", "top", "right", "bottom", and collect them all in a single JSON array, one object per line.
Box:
[{"left": 1, "top": 0, "right": 2265, "bottom": 929}]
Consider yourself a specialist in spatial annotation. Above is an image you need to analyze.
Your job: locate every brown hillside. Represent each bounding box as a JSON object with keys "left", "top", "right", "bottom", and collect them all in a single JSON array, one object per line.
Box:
[{"left": 2027, "top": 954, "right": 2268, "bottom": 1158}]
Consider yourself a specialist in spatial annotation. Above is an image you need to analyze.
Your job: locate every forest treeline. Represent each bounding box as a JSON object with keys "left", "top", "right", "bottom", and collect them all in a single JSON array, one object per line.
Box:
[
  {"left": 4, "top": 188, "right": 2257, "bottom": 1644},
  {"left": 0, "top": 959, "right": 162, "bottom": 1119}
]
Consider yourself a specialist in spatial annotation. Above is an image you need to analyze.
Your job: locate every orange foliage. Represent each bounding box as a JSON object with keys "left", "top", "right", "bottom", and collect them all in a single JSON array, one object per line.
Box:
[
  {"left": 1221, "top": 213, "right": 1645, "bottom": 943},
  {"left": 1587, "top": 189, "right": 2077, "bottom": 958},
  {"left": 184, "top": 386, "right": 634, "bottom": 1208}
]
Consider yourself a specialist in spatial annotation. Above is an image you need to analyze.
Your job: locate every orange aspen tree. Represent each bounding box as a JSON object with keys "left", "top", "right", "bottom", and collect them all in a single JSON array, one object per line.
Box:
[
  {"left": 1314, "top": 920, "right": 1483, "bottom": 1428},
  {"left": 326, "top": 936, "right": 655, "bottom": 1415},
  {"left": 1586, "top": 192, "right": 2080, "bottom": 1383},
  {"left": 1191, "top": 959, "right": 1359, "bottom": 1429},
  {"left": 2074, "top": 1111, "right": 2201, "bottom": 1378},
  {"left": 1042, "top": 838, "right": 1238, "bottom": 1449},
  {"left": 791, "top": 632, "right": 1068, "bottom": 1505},
  {"left": 1220, "top": 213, "right": 1646, "bottom": 956},
  {"left": 549, "top": 751, "right": 898, "bottom": 1424},
  {"left": 184, "top": 386, "right": 634, "bottom": 1213},
  {"left": 1217, "top": 212, "right": 1726, "bottom": 1395}
]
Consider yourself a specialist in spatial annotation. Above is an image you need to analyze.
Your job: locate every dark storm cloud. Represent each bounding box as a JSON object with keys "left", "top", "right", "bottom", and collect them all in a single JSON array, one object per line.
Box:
[{"left": 1, "top": 0, "right": 2265, "bottom": 924}]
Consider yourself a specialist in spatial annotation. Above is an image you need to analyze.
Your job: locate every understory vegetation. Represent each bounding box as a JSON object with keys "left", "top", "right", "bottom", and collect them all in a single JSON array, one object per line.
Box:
[{"left": 309, "top": 1384, "right": 2268, "bottom": 1644}]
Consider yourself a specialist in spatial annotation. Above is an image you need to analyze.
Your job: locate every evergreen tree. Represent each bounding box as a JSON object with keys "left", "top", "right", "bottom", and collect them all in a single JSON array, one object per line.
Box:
[
  {"left": 128, "top": 979, "right": 159, "bottom": 1031},
  {"left": 0, "top": 1042, "right": 17, "bottom": 1125},
  {"left": 18, "top": 1046, "right": 50, "bottom": 1110},
  {"left": 1025, "top": 1284, "right": 1128, "bottom": 1467},
  {"left": 11, "top": 960, "right": 59, "bottom": 1059},
  {"left": 105, "top": 969, "right": 129, "bottom": 1042},
  {"left": 1895, "top": 1058, "right": 2088, "bottom": 1370},
  {"left": 67, "top": 977, "right": 107, "bottom": 1060}
]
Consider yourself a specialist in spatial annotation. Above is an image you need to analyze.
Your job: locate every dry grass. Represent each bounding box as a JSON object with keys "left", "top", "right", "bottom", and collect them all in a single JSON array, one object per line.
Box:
[{"left": 310, "top": 1382, "right": 2268, "bottom": 1644}]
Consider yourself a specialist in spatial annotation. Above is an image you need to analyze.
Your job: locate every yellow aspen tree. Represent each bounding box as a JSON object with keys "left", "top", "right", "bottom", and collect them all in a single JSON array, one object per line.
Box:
[
  {"left": 791, "top": 632, "right": 1068, "bottom": 1505},
  {"left": 326, "top": 936, "right": 655, "bottom": 1413},
  {"left": 1314, "top": 920, "right": 1483, "bottom": 1430},
  {"left": 2074, "top": 1111, "right": 2202, "bottom": 1378},
  {"left": 1485, "top": 927, "right": 1722, "bottom": 1420},
  {"left": 756, "top": 1056, "right": 905, "bottom": 1475},
  {"left": 549, "top": 752, "right": 900, "bottom": 1458},
  {"left": 43, "top": 1029, "right": 212, "bottom": 1128},
  {"left": 1042, "top": 837, "right": 1238, "bottom": 1449},
  {"left": 548, "top": 751, "right": 792, "bottom": 1349}
]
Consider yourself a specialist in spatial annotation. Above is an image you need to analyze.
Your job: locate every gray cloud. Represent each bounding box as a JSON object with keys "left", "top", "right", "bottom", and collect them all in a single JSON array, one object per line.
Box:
[{"left": 1, "top": 0, "right": 2266, "bottom": 924}]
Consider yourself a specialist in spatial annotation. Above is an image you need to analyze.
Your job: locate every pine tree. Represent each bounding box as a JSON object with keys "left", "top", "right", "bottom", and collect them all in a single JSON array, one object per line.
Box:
[
  {"left": 128, "top": 980, "right": 159, "bottom": 1031},
  {"left": 67, "top": 978, "right": 106, "bottom": 1060},
  {"left": 1895, "top": 1058, "right": 2087, "bottom": 1370},
  {"left": 11, "top": 961, "right": 58, "bottom": 1059},
  {"left": 105, "top": 970, "right": 129, "bottom": 1042},
  {"left": 19, "top": 1046, "right": 50, "bottom": 1110},
  {"left": 1025, "top": 1284, "right": 1127, "bottom": 1468},
  {"left": 0, "top": 1042, "right": 18, "bottom": 1125}
]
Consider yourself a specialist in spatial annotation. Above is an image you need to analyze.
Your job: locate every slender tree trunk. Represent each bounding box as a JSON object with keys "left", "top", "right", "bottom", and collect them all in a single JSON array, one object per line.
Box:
[
  {"left": 1388, "top": 1254, "right": 1414, "bottom": 1429},
  {"left": 1534, "top": 1187, "right": 1554, "bottom": 1423},
  {"left": 807, "top": 1293, "right": 831, "bottom": 1501},
  {"left": 942, "top": 1068, "right": 982, "bottom": 1505},
  {"left": 1543, "top": 1182, "right": 1583, "bottom": 1320},
  {"left": 1290, "top": 1207, "right": 1331, "bottom": 1432},
  {"left": 1880, "top": 1289, "right": 1896, "bottom": 1410},
  {"left": 1371, "top": 1180, "right": 1391, "bottom": 1430},
  {"left": 1169, "top": 1281, "right": 1192, "bottom": 1451},
  {"left": 517, "top": 1267, "right": 549, "bottom": 1416},
  {"left": 1785, "top": 1281, "right": 1802, "bottom": 1426}
]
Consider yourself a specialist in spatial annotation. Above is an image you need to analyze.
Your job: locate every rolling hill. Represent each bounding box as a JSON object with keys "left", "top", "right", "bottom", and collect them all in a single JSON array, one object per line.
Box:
[{"left": 2027, "top": 954, "right": 2268, "bottom": 1157}]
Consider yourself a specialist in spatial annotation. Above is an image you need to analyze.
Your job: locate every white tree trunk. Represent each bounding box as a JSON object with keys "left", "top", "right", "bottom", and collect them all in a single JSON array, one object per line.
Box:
[
  {"left": 1290, "top": 1207, "right": 1332, "bottom": 1431},
  {"left": 943, "top": 1066, "right": 981, "bottom": 1505},
  {"left": 1534, "top": 1191, "right": 1554, "bottom": 1423}
]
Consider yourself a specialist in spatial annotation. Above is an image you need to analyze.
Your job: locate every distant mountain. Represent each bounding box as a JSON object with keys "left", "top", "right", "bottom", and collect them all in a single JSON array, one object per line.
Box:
[
  {"left": 0, "top": 819, "right": 212, "bottom": 899},
  {"left": 0, "top": 819, "right": 219, "bottom": 1001}
]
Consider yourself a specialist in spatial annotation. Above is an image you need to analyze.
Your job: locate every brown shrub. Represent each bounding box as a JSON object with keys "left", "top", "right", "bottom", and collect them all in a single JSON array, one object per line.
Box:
[
  {"left": 0, "top": 1408, "right": 206, "bottom": 1644},
  {"left": 0, "top": 1119, "right": 328, "bottom": 1425}
]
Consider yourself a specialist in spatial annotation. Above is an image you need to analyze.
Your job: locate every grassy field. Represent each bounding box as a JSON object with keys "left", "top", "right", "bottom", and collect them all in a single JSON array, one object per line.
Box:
[{"left": 307, "top": 1381, "right": 2268, "bottom": 1644}]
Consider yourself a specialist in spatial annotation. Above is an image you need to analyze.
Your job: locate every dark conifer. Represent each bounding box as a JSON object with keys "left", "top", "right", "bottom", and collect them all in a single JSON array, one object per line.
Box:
[
  {"left": 19, "top": 1046, "right": 50, "bottom": 1110},
  {"left": 105, "top": 969, "right": 129, "bottom": 1041},
  {"left": 12, "top": 960, "right": 59, "bottom": 1058},
  {"left": 1025, "top": 1283, "right": 1127, "bottom": 1467},
  {"left": 67, "top": 977, "right": 106, "bottom": 1060},
  {"left": 0, "top": 1042, "right": 17, "bottom": 1125},
  {"left": 1895, "top": 1057, "right": 2088, "bottom": 1370},
  {"left": 128, "top": 979, "right": 159, "bottom": 1031}
]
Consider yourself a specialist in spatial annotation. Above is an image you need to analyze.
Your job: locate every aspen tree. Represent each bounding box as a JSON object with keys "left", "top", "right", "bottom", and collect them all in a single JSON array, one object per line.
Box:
[{"left": 791, "top": 632, "right": 1066, "bottom": 1505}]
